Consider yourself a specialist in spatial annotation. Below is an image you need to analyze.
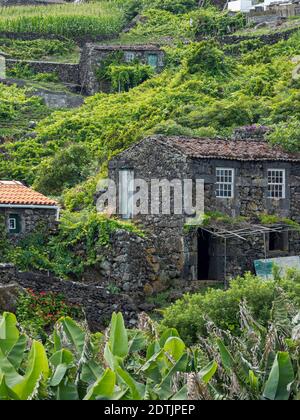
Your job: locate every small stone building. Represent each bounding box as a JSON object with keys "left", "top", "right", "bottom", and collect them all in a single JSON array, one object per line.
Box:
[
  {"left": 103, "top": 129, "right": 300, "bottom": 285},
  {"left": 0, "top": 181, "right": 58, "bottom": 241},
  {"left": 80, "top": 44, "right": 165, "bottom": 95}
]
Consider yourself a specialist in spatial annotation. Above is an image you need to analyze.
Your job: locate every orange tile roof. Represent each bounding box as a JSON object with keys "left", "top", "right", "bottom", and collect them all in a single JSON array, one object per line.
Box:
[{"left": 0, "top": 181, "right": 57, "bottom": 207}]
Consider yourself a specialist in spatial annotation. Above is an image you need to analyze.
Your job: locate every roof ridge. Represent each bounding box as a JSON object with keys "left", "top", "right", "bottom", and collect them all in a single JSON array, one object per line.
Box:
[
  {"left": 158, "top": 135, "right": 300, "bottom": 162},
  {"left": 0, "top": 181, "right": 58, "bottom": 206}
]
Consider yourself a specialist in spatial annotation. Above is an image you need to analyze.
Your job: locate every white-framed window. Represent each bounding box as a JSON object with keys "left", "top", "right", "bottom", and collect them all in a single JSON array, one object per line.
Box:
[
  {"left": 216, "top": 168, "right": 234, "bottom": 198},
  {"left": 119, "top": 169, "right": 134, "bottom": 219},
  {"left": 8, "top": 218, "right": 16, "bottom": 231},
  {"left": 7, "top": 213, "right": 21, "bottom": 234},
  {"left": 124, "top": 52, "right": 135, "bottom": 63},
  {"left": 268, "top": 169, "right": 286, "bottom": 199}
]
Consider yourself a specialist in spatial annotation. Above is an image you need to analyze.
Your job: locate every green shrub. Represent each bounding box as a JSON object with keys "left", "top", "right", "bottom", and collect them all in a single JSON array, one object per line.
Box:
[
  {"left": 267, "top": 117, "right": 300, "bottom": 152},
  {"left": 185, "top": 41, "right": 231, "bottom": 76},
  {"left": 16, "top": 289, "right": 82, "bottom": 342},
  {"left": 109, "top": 63, "right": 154, "bottom": 92},
  {"left": 9, "top": 210, "right": 144, "bottom": 279},
  {"left": 0, "top": 38, "right": 76, "bottom": 60},
  {"left": 151, "top": 119, "right": 195, "bottom": 136},
  {"left": 162, "top": 272, "right": 300, "bottom": 344},
  {"left": 33, "top": 143, "right": 94, "bottom": 195},
  {"left": 143, "top": 0, "right": 198, "bottom": 14}
]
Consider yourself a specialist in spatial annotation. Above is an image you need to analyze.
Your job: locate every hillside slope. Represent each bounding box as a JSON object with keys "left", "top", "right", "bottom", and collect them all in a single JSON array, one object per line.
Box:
[{"left": 1, "top": 1, "right": 300, "bottom": 275}]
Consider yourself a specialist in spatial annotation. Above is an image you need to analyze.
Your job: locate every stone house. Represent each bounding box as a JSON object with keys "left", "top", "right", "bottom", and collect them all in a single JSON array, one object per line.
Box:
[
  {"left": 80, "top": 44, "right": 165, "bottom": 95},
  {"left": 0, "top": 181, "right": 59, "bottom": 240},
  {"left": 229, "top": 0, "right": 300, "bottom": 24},
  {"left": 103, "top": 129, "right": 300, "bottom": 285}
]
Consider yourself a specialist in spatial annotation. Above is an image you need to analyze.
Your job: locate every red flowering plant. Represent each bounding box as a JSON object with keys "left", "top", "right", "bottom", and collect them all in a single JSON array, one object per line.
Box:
[{"left": 16, "top": 289, "right": 82, "bottom": 341}]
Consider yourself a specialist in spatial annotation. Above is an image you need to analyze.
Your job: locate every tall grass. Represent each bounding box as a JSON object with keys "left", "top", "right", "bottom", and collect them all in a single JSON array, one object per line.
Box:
[{"left": 0, "top": 1, "right": 125, "bottom": 39}]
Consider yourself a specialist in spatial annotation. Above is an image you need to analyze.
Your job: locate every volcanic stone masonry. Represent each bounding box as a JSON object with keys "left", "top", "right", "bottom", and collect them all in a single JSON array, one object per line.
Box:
[{"left": 79, "top": 44, "right": 165, "bottom": 95}]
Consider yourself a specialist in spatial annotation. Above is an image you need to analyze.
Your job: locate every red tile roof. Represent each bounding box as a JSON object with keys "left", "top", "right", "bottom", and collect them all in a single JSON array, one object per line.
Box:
[
  {"left": 0, "top": 181, "right": 57, "bottom": 207},
  {"left": 159, "top": 136, "right": 300, "bottom": 162}
]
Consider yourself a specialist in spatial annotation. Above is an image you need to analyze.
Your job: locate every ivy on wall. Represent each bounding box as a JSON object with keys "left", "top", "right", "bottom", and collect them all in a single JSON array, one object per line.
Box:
[
  {"left": 109, "top": 64, "right": 154, "bottom": 92},
  {"left": 95, "top": 51, "right": 155, "bottom": 92}
]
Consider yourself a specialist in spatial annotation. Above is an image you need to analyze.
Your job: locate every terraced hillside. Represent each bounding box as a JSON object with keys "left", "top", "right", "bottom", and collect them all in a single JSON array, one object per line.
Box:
[
  {"left": 0, "top": 0, "right": 300, "bottom": 278},
  {"left": 0, "top": 1, "right": 126, "bottom": 40}
]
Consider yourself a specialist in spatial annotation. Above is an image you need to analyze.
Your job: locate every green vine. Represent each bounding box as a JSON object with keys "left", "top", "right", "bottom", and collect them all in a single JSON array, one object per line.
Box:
[
  {"left": 109, "top": 63, "right": 154, "bottom": 92},
  {"left": 95, "top": 51, "right": 154, "bottom": 92},
  {"left": 6, "top": 210, "right": 144, "bottom": 279}
]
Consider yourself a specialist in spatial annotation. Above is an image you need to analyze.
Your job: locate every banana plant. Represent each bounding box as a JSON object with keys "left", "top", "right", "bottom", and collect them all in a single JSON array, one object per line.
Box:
[
  {"left": 0, "top": 313, "right": 49, "bottom": 400},
  {"left": 49, "top": 312, "right": 204, "bottom": 400},
  {"left": 2, "top": 303, "right": 297, "bottom": 401}
]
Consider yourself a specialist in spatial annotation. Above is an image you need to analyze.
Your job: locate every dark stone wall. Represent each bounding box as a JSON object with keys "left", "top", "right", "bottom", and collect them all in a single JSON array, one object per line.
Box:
[
  {"left": 6, "top": 59, "right": 80, "bottom": 85},
  {"left": 107, "top": 137, "right": 189, "bottom": 288},
  {"left": 188, "top": 158, "right": 298, "bottom": 220},
  {"left": 107, "top": 135, "right": 300, "bottom": 283},
  {"left": 0, "top": 265, "right": 149, "bottom": 331},
  {"left": 0, "top": 207, "right": 57, "bottom": 243},
  {"left": 185, "top": 227, "right": 300, "bottom": 282},
  {"left": 83, "top": 229, "right": 156, "bottom": 294},
  {"left": 217, "top": 26, "right": 300, "bottom": 46}
]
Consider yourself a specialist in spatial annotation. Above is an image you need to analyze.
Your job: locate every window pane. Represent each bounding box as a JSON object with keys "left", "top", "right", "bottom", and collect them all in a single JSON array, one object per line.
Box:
[
  {"left": 267, "top": 169, "right": 285, "bottom": 199},
  {"left": 216, "top": 168, "right": 234, "bottom": 198}
]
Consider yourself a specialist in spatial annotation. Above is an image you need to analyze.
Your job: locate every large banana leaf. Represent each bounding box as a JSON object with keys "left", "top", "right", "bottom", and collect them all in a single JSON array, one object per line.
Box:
[
  {"left": 116, "top": 367, "right": 144, "bottom": 400},
  {"left": 7, "top": 335, "right": 27, "bottom": 370},
  {"left": 109, "top": 313, "right": 128, "bottom": 359},
  {"left": 263, "top": 352, "right": 294, "bottom": 401},
  {"left": 163, "top": 337, "right": 186, "bottom": 362},
  {"left": 84, "top": 368, "right": 116, "bottom": 400},
  {"left": 12, "top": 341, "right": 49, "bottom": 400},
  {"left": 58, "top": 317, "right": 85, "bottom": 356},
  {"left": 0, "top": 313, "right": 19, "bottom": 355},
  {"left": 199, "top": 361, "right": 218, "bottom": 384},
  {"left": 154, "top": 353, "right": 189, "bottom": 400}
]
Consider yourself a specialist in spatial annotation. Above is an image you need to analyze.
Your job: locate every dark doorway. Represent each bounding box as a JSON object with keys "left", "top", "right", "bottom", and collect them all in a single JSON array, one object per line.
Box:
[
  {"left": 197, "top": 229, "right": 210, "bottom": 280},
  {"left": 268, "top": 231, "right": 289, "bottom": 252}
]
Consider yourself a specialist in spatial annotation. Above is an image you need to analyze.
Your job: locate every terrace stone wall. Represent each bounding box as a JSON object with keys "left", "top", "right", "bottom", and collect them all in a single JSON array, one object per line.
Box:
[
  {"left": 0, "top": 31, "right": 119, "bottom": 47},
  {"left": 79, "top": 229, "right": 156, "bottom": 294},
  {"left": 32, "top": 89, "right": 84, "bottom": 108},
  {"left": 6, "top": 59, "right": 81, "bottom": 86},
  {"left": 217, "top": 26, "right": 300, "bottom": 46},
  {"left": 0, "top": 0, "right": 65, "bottom": 6},
  {"left": 0, "top": 265, "right": 147, "bottom": 331}
]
